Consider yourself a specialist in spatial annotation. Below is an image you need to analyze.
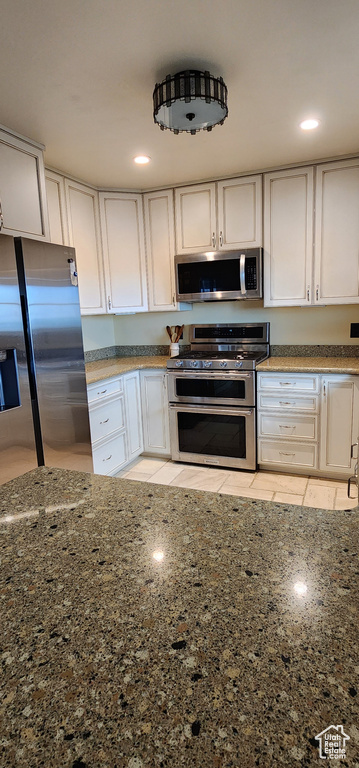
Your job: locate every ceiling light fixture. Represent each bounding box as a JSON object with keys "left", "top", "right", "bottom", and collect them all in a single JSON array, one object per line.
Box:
[
  {"left": 300, "top": 118, "right": 320, "bottom": 131},
  {"left": 134, "top": 155, "right": 151, "bottom": 164},
  {"left": 153, "top": 69, "right": 228, "bottom": 135}
]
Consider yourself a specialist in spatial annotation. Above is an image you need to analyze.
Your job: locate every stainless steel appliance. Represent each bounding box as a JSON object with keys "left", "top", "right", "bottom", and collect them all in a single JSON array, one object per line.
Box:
[
  {"left": 175, "top": 248, "right": 262, "bottom": 302},
  {"left": 0, "top": 234, "right": 92, "bottom": 485},
  {"left": 348, "top": 437, "right": 358, "bottom": 502},
  {"left": 167, "top": 322, "right": 269, "bottom": 470}
]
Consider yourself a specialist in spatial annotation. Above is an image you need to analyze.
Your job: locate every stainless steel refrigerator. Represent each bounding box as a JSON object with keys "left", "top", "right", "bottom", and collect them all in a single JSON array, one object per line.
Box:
[{"left": 0, "top": 234, "right": 92, "bottom": 485}]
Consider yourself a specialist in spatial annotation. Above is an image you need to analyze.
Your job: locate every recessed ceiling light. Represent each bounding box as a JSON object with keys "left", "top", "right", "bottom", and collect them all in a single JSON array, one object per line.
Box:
[
  {"left": 134, "top": 155, "right": 151, "bottom": 164},
  {"left": 300, "top": 119, "right": 320, "bottom": 131}
]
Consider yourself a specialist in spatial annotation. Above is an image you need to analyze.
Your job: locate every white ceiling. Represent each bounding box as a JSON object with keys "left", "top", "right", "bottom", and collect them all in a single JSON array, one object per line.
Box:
[{"left": 1, "top": 0, "right": 359, "bottom": 190}]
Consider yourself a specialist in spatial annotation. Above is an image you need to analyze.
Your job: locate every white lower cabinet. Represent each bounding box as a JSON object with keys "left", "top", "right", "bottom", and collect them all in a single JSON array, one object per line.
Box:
[
  {"left": 88, "top": 368, "right": 170, "bottom": 475},
  {"left": 257, "top": 371, "right": 359, "bottom": 478},
  {"left": 88, "top": 371, "right": 143, "bottom": 476},
  {"left": 140, "top": 370, "right": 170, "bottom": 456},
  {"left": 123, "top": 371, "right": 144, "bottom": 461},
  {"left": 320, "top": 375, "right": 359, "bottom": 475}
]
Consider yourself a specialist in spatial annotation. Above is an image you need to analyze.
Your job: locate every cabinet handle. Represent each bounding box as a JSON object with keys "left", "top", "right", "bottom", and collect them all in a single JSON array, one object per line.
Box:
[
  {"left": 219, "top": 230, "right": 223, "bottom": 247},
  {"left": 351, "top": 442, "right": 358, "bottom": 459},
  {"left": 279, "top": 401, "right": 294, "bottom": 406},
  {"left": 172, "top": 293, "right": 176, "bottom": 305},
  {"left": 279, "top": 424, "right": 295, "bottom": 430},
  {"left": 323, "top": 383, "right": 326, "bottom": 397},
  {"left": 307, "top": 286, "right": 310, "bottom": 302},
  {"left": 97, "top": 389, "right": 107, "bottom": 395},
  {"left": 348, "top": 475, "right": 358, "bottom": 498},
  {"left": 279, "top": 382, "right": 294, "bottom": 386},
  {"left": 316, "top": 285, "right": 319, "bottom": 301},
  {"left": 103, "top": 454, "right": 112, "bottom": 462},
  {"left": 0, "top": 199, "right": 3, "bottom": 231},
  {"left": 279, "top": 451, "right": 295, "bottom": 457},
  {"left": 100, "top": 418, "right": 110, "bottom": 424},
  {"left": 212, "top": 232, "right": 216, "bottom": 248},
  {"left": 108, "top": 295, "right": 112, "bottom": 310}
]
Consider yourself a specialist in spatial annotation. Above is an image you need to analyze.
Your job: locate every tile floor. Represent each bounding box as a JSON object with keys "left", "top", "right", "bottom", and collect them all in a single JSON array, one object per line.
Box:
[{"left": 116, "top": 457, "right": 358, "bottom": 510}]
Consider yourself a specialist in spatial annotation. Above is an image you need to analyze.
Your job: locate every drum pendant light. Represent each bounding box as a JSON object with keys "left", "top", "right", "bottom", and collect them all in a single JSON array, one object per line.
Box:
[{"left": 153, "top": 70, "right": 228, "bottom": 135}]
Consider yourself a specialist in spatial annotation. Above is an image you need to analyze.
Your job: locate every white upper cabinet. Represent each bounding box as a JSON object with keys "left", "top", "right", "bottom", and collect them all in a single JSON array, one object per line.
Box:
[
  {"left": 315, "top": 159, "right": 359, "bottom": 305},
  {"left": 144, "top": 189, "right": 176, "bottom": 311},
  {"left": 99, "top": 191, "right": 148, "bottom": 313},
  {"left": 217, "top": 175, "right": 262, "bottom": 249},
  {"left": 45, "top": 169, "right": 69, "bottom": 246},
  {"left": 174, "top": 182, "right": 216, "bottom": 254},
  {"left": 263, "top": 167, "right": 314, "bottom": 307},
  {"left": 174, "top": 176, "right": 262, "bottom": 255},
  {"left": 65, "top": 179, "right": 106, "bottom": 315},
  {"left": 0, "top": 126, "right": 49, "bottom": 239}
]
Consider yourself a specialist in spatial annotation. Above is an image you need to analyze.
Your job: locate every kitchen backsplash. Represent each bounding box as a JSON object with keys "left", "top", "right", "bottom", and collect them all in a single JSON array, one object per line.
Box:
[{"left": 85, "top": 343, "right": 359, "bottom": 363}]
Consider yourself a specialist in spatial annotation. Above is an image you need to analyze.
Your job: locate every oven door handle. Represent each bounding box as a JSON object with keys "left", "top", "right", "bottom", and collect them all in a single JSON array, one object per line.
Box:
[
  {"left": 169, "top": 404, "right": 254, "bottom": 417},
  {"left": 168, "top": 372, "right": 252, "bottom": 379},
  {"left": 239, "top": 253, "right": 246, "bottom": 295}
]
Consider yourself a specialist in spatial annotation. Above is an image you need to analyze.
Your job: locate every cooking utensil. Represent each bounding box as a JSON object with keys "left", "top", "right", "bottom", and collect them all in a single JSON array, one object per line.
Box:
[
  {"left": 175, "top": 324, "right": 184, "bottom": 342},
  {"left": 166, "top": 325, "right": 172, "bottom": 340}
]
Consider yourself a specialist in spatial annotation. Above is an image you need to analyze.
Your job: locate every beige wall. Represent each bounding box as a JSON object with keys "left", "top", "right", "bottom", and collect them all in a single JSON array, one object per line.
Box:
[{"left": 82, "top": 302, "right": 358, "bottom": 351}]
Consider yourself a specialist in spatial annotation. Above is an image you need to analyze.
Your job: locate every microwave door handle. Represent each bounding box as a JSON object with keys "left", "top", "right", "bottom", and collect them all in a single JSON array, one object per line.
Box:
[{"left": 239, "top": 254, "right": 246, "bottom": 295}]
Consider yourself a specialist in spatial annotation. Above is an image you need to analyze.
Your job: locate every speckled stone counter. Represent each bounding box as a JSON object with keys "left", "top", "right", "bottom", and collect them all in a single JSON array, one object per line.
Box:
[
  {"left": 257, "top": 356, "right": 359, "bottom": 374},
  {"left": 86, "top": 356, "right": 168, "bottom": 384},
  {"left": 0, "top": 467, "right": 358, "bottom": 767}
]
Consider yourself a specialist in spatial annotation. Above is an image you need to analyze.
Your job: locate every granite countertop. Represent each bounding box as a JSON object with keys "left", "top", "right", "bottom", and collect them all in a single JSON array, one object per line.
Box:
[
  {"left": 257, "top": 356, "right": 359, "bottom": 374},
  {"left": 0, "top": 467, "right": 358, "bottom": 767},
  {"left": 86, "top": 356, "right": 168, "bottom": 384}
]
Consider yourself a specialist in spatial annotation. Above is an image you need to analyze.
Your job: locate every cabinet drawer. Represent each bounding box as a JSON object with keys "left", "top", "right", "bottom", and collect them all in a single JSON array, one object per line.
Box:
[
  {"left": 258, "top": 439, "right": 317, "bottom": 469},
  {"left": 92, "top": 432, "right": 127, "bottom": 475},
  {"left": 257, "top": 373, "right": 319, "bottom": 393},
  {"left": 87, "top": 378, "right": 123, "bottom": 403},
  {"left": 258, "top": 413, "right": 317, "bottom": 440},
  {"left": 258, "top": 393, "right": 319, "bottom": 412},
  {"left": 89, "top": 397, "right": 125, "bottom": 443}
]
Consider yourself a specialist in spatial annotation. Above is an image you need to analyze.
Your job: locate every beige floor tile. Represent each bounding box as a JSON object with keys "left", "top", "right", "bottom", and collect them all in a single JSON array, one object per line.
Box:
[
  {"left": 273, "top": 492, "right": 304, "bottom": 505},
  {"left": 220, "top": 469, "right": 256, "bottom": 488},
  {"left": 251, "top": 471, "right": 308, "bottom": 495},
  {"left": 148, "top": 462, "right": 187, "bottom": 485},
  {"left": 122, "top": 470, "right": 155, "bottom": 482},
  {"left": 308, "top": 477, "right": 348, "bottom": 489},
  {"left": 220, "top": 484, "right": 274, "bottom": 501},
  {"left": 170, "top": 467, "right": 229, "bottom": 492},
  {"left": 302, "top": 485, "right": 336, "bottom": 509},
  {"left": 130, "top": 457, "right": 169, "bottom": 475},
  {"left": 334, "top": 487, "right": 358, "bottom": 510}
]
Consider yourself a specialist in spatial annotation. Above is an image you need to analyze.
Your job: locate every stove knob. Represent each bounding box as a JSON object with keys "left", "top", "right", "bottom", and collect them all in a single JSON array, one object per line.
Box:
[
  {"left": 219, "top": 361, "right": 228, "bottom": 368},
  {"left": 235, "top": 361, "right": 243, "bottom": 369},
  {"left": 191, "top": 360, "right": 199, "bottom": 368},
  {"left": 203, "top": 361, "right": 212, "bottom": 368},
  {"left": 175, "top": 360, "right": 183, "bottom": 367}
]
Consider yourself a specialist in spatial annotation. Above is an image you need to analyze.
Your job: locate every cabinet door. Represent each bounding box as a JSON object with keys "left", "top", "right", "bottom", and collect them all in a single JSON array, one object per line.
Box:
[
  {"left": 140, "top": 371, "right": 170, "bottom": 455},
  {"left": 124, "top": 371, "right": 144, "bottom": 460},
  {"left": 320, "top": 375, "right": 359, "bottom": 475},
  {"left": 100, "top": 192, "right": 148, "bottom": 313},
  {"left": 65, "top": 179, "right": 106, "bottom": 315},
  {"left": 217, "top": 175, "right": 262, "bottom": 249},
  {"left": 0, "top": 127, "right": 49, "bottom": 239},
  {"left": 144, "top": 189, "right": 176, "bottom": 311},
  {"left": 45, "top": 170, "right": 69, "bottom": 245},
  {"left": 315, "top": 160, "right": 359, "bottom": 304},
  {"left": 174, "top": 182, "right": 216, "bottom": 254},
  {"left": 263, "top": 167, "right": 314, "bottom": 306}
]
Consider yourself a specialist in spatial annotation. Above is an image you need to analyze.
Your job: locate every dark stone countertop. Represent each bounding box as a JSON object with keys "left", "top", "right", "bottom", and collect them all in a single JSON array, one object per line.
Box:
[{"left": 0, "top": 467, "right": 358, "bottom": 767}]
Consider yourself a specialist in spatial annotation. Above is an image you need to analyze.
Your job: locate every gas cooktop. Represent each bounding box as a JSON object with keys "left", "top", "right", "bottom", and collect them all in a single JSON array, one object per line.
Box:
[{"left": 167, "top": 322, "right": 270, "bottom": 371}]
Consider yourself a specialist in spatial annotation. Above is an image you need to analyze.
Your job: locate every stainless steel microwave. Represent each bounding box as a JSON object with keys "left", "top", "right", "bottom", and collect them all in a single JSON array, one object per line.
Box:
[{"left": 175, "top": 248, "right": 263, "bottom": 302}]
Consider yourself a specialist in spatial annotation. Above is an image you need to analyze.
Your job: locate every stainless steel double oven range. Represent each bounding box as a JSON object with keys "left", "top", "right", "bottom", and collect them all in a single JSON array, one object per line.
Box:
[{"left": 167, "top": 323, "right": 269, "bottom": 471}]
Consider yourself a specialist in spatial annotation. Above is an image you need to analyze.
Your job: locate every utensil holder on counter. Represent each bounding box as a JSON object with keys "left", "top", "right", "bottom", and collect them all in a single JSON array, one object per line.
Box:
[{"left": 170, "top": 342, "right": 180, "bottom": 358}]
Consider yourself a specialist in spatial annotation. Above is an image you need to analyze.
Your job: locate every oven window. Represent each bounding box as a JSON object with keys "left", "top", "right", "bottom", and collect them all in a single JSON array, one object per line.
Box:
[
  {"left": 176, "top": 377, "right": 246, "bottom": 399},
  {"left": 177, "top": 411, "right": 246, "bottom": 459}
]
